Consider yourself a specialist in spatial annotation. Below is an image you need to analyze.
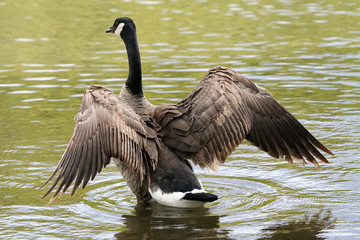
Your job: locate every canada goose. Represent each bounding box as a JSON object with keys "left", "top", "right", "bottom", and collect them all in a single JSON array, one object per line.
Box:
[{"left": 41, "top": 17, "right": 333, "bottom": 208}]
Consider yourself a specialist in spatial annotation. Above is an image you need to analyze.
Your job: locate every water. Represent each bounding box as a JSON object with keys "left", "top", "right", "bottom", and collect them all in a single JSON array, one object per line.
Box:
[{"left": 1, "top": 0, "right": 359, "bottom": 239}]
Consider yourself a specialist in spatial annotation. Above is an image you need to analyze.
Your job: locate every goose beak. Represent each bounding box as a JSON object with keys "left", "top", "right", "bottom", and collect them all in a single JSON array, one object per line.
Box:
[{"left": 106, "top": 27, "right": 113, "bottom": 33}]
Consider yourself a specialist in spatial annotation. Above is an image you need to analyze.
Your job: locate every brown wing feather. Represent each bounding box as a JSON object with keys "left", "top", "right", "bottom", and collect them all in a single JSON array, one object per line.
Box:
[
  {"left": 153, "top": 66, "right": 332, "bottom": 170},
  {"left": 41, "top": 85, "right": 158, "bottom": 201}
]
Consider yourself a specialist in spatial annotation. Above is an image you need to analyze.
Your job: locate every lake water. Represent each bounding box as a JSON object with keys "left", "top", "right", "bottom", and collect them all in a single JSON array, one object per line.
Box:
[{"left": 1, "top": 0, "right": 359, "bottom": 239}]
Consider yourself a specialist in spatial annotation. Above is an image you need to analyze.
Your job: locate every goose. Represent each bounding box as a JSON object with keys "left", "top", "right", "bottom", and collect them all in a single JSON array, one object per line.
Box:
[{"left": 41, "top": 17, "right": 333, "bottom": 208}]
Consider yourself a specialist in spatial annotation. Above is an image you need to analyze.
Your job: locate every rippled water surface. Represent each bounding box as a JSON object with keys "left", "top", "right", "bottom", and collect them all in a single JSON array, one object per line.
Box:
[{"left": 1, "top": 0, "right": 360, "bottom": 239}]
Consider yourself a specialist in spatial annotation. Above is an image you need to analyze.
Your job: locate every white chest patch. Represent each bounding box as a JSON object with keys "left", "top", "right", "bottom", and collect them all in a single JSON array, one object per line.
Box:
[
  {"left": 149, "top": 188, "right": 206, "bottom": 208},
  {"left": 115, "top": 22, "right": 125, "bottom": 38}
]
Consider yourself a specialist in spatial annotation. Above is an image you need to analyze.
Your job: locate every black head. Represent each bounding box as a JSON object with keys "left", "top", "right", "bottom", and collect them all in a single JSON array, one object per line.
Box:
[{"left": 106, "top": 17, "right": 136, "bottom": 39}]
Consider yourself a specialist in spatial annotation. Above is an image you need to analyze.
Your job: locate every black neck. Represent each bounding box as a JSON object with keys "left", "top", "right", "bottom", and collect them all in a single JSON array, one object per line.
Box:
[{"left": 123, "top": 31, "right": 143, "bottom": 95}]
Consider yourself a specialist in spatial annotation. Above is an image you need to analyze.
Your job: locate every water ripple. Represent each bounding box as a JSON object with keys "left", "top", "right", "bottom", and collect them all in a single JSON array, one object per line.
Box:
[
  {"left": 24, "top": 77, "right": 57, "bottom": 81},
  {"left": 8, "top": 90, "right": 38, "bottom": 94},
  {"left": 23, "top": 69, "right": 70, "bottom": 73}
]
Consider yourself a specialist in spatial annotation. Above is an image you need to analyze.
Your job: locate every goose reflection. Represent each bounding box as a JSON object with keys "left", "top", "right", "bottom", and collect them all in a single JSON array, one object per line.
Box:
[
  {"left": 259, "top": 210, "right": 335, "bottom": 240},
  {"left": 114, "top": 207, "right": 334, "bottom": 239},
  {"left": 115, "top": 202, "right": 230, "bottom": 240}
]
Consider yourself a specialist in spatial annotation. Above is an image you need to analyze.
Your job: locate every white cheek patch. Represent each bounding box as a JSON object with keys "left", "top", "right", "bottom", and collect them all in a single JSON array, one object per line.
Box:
[{"left": 115, "top": 22, "right": 125, "bottom": 37}]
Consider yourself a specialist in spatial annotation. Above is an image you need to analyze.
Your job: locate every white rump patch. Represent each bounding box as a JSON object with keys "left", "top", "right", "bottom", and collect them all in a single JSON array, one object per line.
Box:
[
  {"left": 115, "top": 22, "right": 125, "bottom": 38},
  {"left": 149, "top": 188, "right": 206, "bottom": 208}
]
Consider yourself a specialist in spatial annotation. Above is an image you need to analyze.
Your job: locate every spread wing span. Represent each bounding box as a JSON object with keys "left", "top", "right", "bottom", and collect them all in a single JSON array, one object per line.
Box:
[
  {"left": 41, "top": 86, "right": 158, "bottom": 201},
  {"left": 153, "top": 66, "right": 333, "bottom": 170}
]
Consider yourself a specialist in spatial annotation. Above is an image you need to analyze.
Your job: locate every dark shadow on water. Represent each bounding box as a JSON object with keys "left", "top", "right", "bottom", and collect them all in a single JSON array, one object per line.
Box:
[
  {"left": 258, "top": 210, "right": 335, "bottom": 240},
  {"left": 114, "top": 202, "right": 230, "bottom": 240},
  {"left": 115, "top": 203, "right": 335, "bottom": 240}
]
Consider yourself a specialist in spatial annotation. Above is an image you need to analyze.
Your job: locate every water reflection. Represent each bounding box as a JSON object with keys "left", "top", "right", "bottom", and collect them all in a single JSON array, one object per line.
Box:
[
  {"left": 114, "top": 204, "right": 334, "bottom": 240},
  {"left": 115, "top": 202, "right": 230, "bottom": 240},
  {"left": 259, "top": 210, "right": 335, "bottom": 240}
]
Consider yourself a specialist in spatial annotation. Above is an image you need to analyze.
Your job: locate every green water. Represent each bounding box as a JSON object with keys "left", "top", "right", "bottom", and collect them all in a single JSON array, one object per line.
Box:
[{"left": 1, "top": 0, "right": 359, "bottom": 239}]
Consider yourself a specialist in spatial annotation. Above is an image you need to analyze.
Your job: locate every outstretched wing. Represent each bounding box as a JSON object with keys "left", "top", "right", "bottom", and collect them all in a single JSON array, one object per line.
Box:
[
  {"left": 41, "top": 85, "right": 158, "bottom": 201},
  {"left": 153, "top": 66, "right": 333, "bottom": 170}
]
